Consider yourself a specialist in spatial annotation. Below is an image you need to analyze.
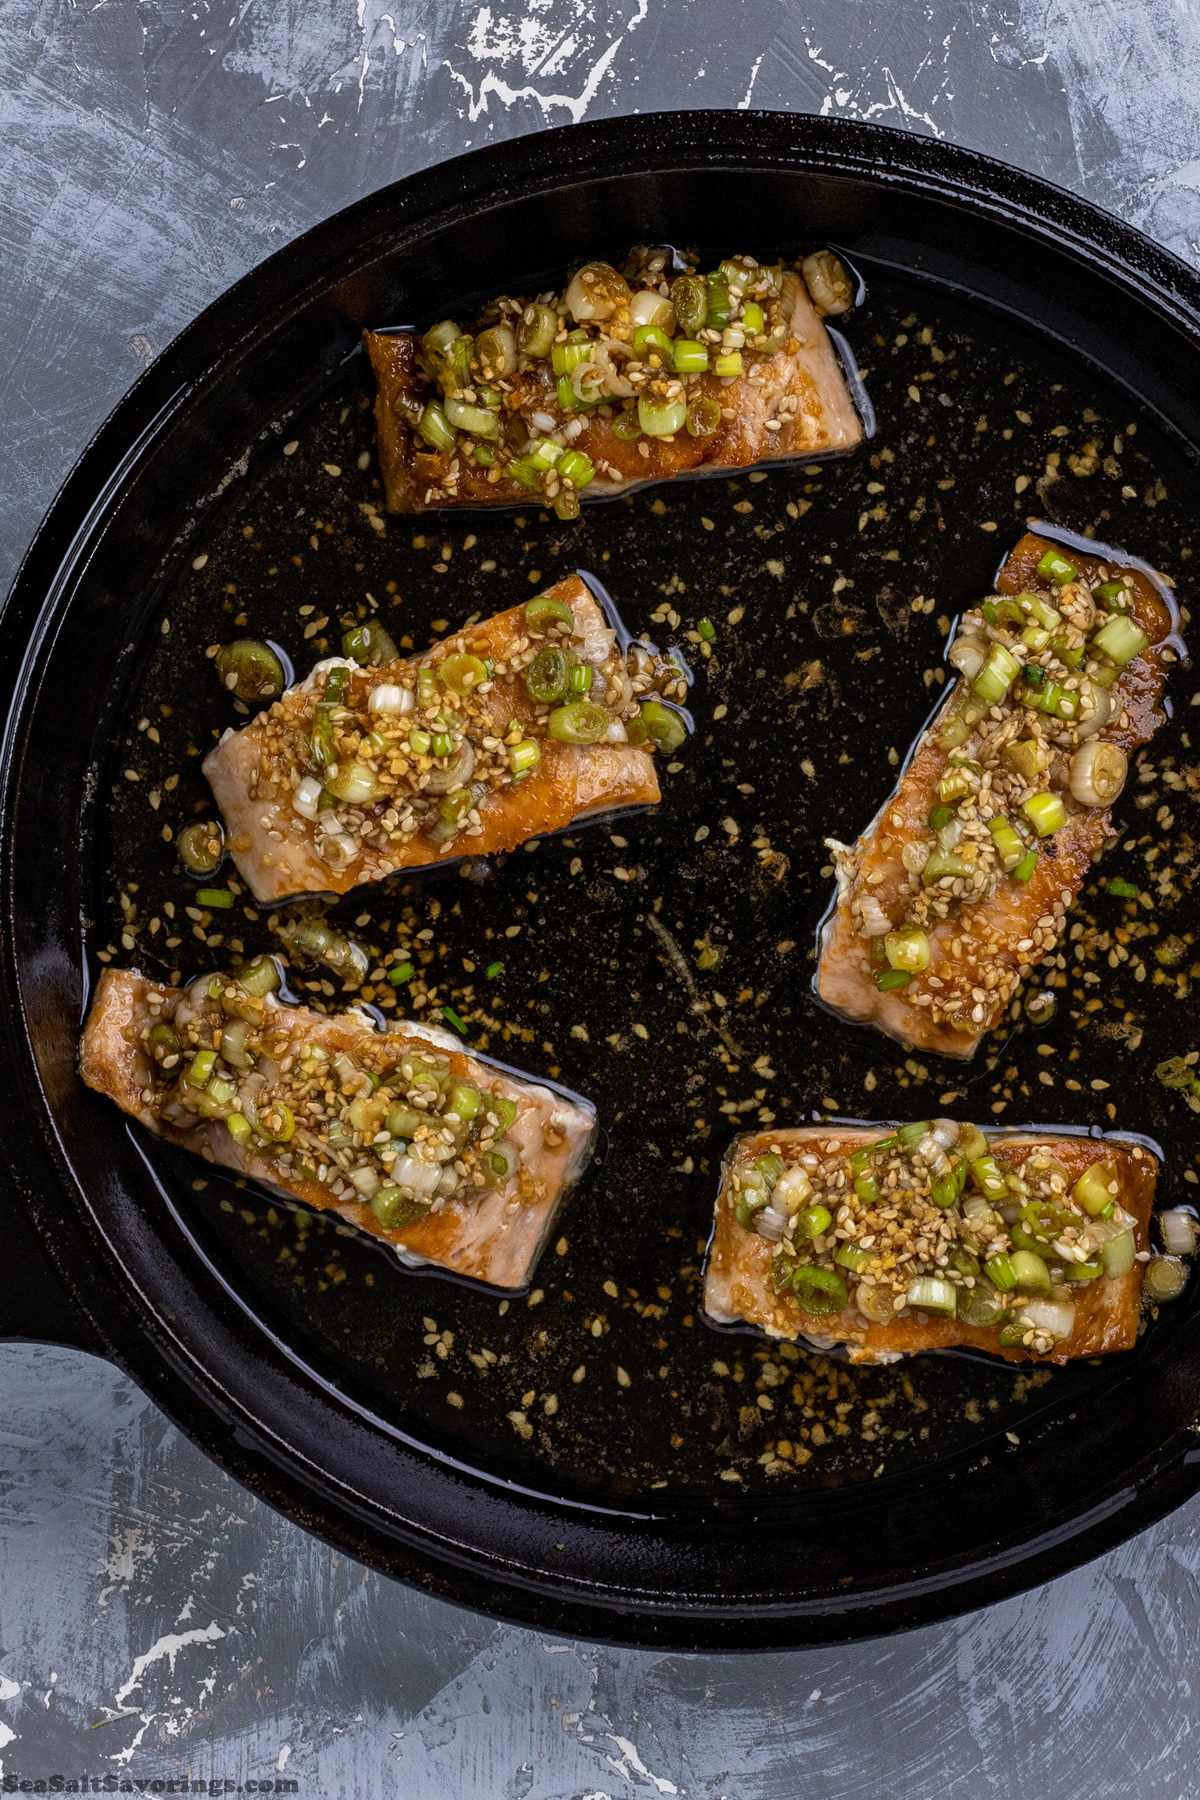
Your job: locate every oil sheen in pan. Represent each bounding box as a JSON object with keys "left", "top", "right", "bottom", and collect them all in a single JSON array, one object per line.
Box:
[{"left": 92, "top": 262, "right": 1199, "bottom": 1504}]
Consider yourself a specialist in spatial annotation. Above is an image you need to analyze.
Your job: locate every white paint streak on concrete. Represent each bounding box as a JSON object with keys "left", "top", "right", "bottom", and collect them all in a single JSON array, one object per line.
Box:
[
  {"left": 113, "top": 1623, "right": 227, "bottom": 1708},
  {"left": 608, "top": 1732, "right": 679, "bottom": 1792},
  {"left": 0, "top": 1679, "right": 18, "bottom": 1703},
  {"left": 736, "top": 53, "right": 763, "bottom": 108},
  {"left": 109, "top": 1715, "right": 154, "bottom": 1766}
]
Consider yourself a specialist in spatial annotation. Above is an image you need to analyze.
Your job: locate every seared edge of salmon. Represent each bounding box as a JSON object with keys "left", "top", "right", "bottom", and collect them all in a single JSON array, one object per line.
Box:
[
  {"left": 81, "top": 967, "right": 595, "bottom": 1291},
  {"left": 703, "top": 1123, "right": 1158, "bottom": 1366},
  {"left": 815, "top": 530, "right": 1178, "bottom": 1059}
]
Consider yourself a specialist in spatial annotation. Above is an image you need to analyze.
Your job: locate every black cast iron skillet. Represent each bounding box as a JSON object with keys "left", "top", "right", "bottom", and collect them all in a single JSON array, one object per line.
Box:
[{"left": 4, "top": 112, "right": 1200, "bottom": 1649}]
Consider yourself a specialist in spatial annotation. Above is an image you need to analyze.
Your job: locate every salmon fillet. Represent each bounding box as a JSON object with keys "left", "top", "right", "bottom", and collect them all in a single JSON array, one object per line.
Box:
[
  {"left": 816, "top": 528, "right": 1179, "bottom": 1057},
  {"left": 80, "top": 965, "right": 595, "bottom": 1291},
  {"left": 704, "top": 1120, "right": 1160, "bottom": 1365},
  {"left": 203, "top": 573, "right": 687, "bottom": 905},
  {"left": 366, "top": 248, "right": 865, "bottom": 515}
]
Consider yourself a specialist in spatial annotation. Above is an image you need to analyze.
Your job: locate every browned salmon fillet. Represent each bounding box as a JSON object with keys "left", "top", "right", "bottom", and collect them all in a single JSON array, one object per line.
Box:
[
  {"left": 817, "top": 527, "right": 1179, "bottom": 1058},
  {"left": 704, "top": 1119, "right": 1166, "bottom": 1365},
  {"left": 366, "top": 247, "right": 866, "bottom": 515},
  {"left": 203, "top": 572, "right": 688, "bottom": 905},
  {"left": 81, "top": 964, "right": 595, "bottom": 1291}
]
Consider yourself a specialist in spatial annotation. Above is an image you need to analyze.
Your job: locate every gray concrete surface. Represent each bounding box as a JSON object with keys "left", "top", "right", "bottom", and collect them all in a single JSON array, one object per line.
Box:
[{"left": 4, "top": 1, "right": 1200, "bottom": 1793}]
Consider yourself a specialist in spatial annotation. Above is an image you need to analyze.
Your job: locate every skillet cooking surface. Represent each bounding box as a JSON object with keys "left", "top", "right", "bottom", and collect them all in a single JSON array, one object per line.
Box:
[{"left": 5, "top": 114, "right": 1200, "bottom": 1644}]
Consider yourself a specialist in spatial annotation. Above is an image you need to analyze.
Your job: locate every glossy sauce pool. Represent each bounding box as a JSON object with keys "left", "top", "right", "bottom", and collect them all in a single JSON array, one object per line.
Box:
[{"left": 93, "top": 264, "right": 1199, "bottom": 1505}]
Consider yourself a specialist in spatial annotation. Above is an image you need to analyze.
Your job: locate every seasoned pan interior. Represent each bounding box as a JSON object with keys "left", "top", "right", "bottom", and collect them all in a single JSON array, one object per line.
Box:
[{"left": 91, "top": 259, "right": 1199, "bottom": 1506}]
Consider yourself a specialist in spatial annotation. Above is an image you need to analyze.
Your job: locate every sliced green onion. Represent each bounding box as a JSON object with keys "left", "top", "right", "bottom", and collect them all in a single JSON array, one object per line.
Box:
[
  {"left": 791, "top": 1264, "right": 848, "bottom": 1316},
  {"left": 431, "top": 732, "right": 455, "bottom": 759},
  {"left": 1094, "top": 579, "right": 1131, "bottom": 611},
  {"left": 548, "top": 701, "right": 608, "bottom": 744},
  {"left": 568, "top": 663, "right": 593, "bottom": 695},
  {"left": 556, "top": 372, "right": 601, "bottom": 413},
  {"left": 672, "top": 338, "right": 709, "bottom": 373},
  {"left": 741, "top": 301, "right": 765, "bottom": 334},
  {"left": 323, "top": 760, "right": 385, "bottom": 804},
  {"left": 197, "top": 887, "right": 234, "bottom": 909},
  {"left": 985, "top": 1253, "right": 1017, "bottom": 1291},
  {"left": 485, "top": 960, "right": 503, "bottom": 979},
  {"left": 611, "top": 408, "right": 643, "bottom": 440},
  {"left": 421, "top": 319, "right": 461, "bottom": 359},
  {"left": 1012, "top": 848, "right": 1038, "bottom": 881},
  {"left": 714, "top": 351, "right": 743, "bottom": 378},
  {"left": 1107, "top": 878, "right": 1138, "bottom": 898},
  {"left": 473, "top": 324, "right": 517, "bottom": 380},
  {"left": 972, "top": 643, "right": 1021, "bottom": 705},
  {"left": 930, "top": 1159, "right": 963, "bottom": 1208},
  {"left": 834, "top": 1244, "right": 874, "bottom": 1273},
  {"left": 1017, "top": 590, "right": 1063, "bottom": 629},
  {"left": 489, "top": 1095, "right": 518, "bottom": 1133},
  {"left": 225, "top": 1114, "right": 253, "bottom": 1146},
  {"left": 343, "top": 620, "right": 399, "bottom": 666},
  {"left": 854, "top": 1171, "right": 879, "bottom": 1203},
  {"left": 1067, "top": 1260, "right": 1104, "bottom": 1283},
  {"left": 446, "top": 1082, "right": 480, "bottom": 1121},
  {"left": 473, "top": 442, "right": 496, "bottom": 466},
  {"left": 417, "top": 402, "right": 457, "bottom": 453},
  {"left": 417, "top": 667, "right": 439, "bottom": 709},
  {"left": 177, "top": 821, "right": 225, "bottom": 876},
  {"left": 1102, "top": 1228, "right": 1136, "bottom": 1279},
  {"left": 797, "top": 1203, "right": 833, "bottom": 1240},
  {"left": 509, "top": 739, "right": 540, "bottom": 775},
  {"left": 686, "top": 395, "right": 722, "bottom": 437},
  {"left": 1009, "top": 1250, "right": 1051, "bottom": 1295},
  {"left": 526, "top": 439, "right": 563, "bottom": 473},
  {"left": 705, "top": 274, "right": 732, "bottom": 331},
  {"left": 444, "top": 397, "right": 499, "bottom": 439},
  {"left": 1036, "top": 548, "right": 1079, "bottom": 585},
  {"left": 638, "top": 395, "right": 688, "bottom": 437},
  {"left": 507, "top": 455, "right": 543, "bottom": 491},
  {"left": 238, "top": 955, "right": 279, "bottom": 998},
  {"left": 937, "top": 766, "right": 973, "bottom": 804},
  {"left": 517, "top": 302, "right": 558, "bottom": 360},
  {"left": 973, "top": 1157, "right": 1011, "bottom": 1202},
  {"left": 386, "top": 961, "right": 414, "bottom": 986},
  {"left": 525, "top": 644, "right": 571, "bottom": 703},
  {"left": 1001, "top": 737, "right": 1041, "bottom": 784},
  {"left": 551, "top": 335, "right": 591, "bottom": 376},
  {"left": 638, "top": 699, "right": 687, "bottom": 751},
  {"left": 883, "top": 927, "right": 930, "bottom": 973},
  {"left": 557, "top": 449, "right": 595, "bottom": 490},
  {"left": 438, "top": 653, "right": 488, "bottom": 695},
  {"left": 441, "top": 1006, "right": 469, "bottom": 1036},
  {"left": 988, "top": 816, "right": 1026, "bottom": 872},
  {"left": 633, "top": 324, "right": 673, "bottom": 362},
  {"left": 371, "top": 1185, "right": 428, "bottom": 1230},
  {"left": 671, "top": 274, "right": 707, "bottom": 335},
  {"left": 927, "top": 803, "right": 957, "bottom": 831},
  {"left": 408, "top": 728, "right": 431, "bottom": 756},
  {"left": 875, "top": 968, "right": 912, "bottom": 991},
  {"left": 1092, "top": 615, "right": 1149, "bottom": 667},
  {"left": 525, "top": 595, "right": 576, "bottom": 634},
  {"left": 215, "top": 639, "right": 284, "bottom": 703},
  {"left": 1022, "top": 792, "right": 1066, "bottom": 837},
  {"left": 897, "top": 1121, "right": 933, "bottom": 1152},
  {"left": 1025, "top": 677, "right": 1078, "bottom": 719},
  {"left": 906, "top": 1276, "right": 958, "bottom": 1316},
  {"left": 1073, "top": 1161, "right": 1120, "bottom": 1216},
  {"left": 922, "top": 848, "right": 974, "bottom": 886},
  {"left": 697, "top": 618, "right": 716, "bottom": 640},
  {"left": 185, "top": 1048, "right": 217, "bottom": 1088},
  {"left": 958, "top": 1283, "right": 1008, "bottom": 1328}
]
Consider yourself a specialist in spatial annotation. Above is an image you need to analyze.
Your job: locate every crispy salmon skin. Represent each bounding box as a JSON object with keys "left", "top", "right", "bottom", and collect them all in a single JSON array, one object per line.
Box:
[
  {"left": 817, "top": 528, "right": 1179, "bottom": 1057},
  {"left": 204, "top": 573, "right": 688, "bottom": 905},
  {"left": 81, "top": 964, "right": 595, "bottom": 1291},
  {"left": 366, "top": 247, "right": 865, "bottom": 515},
  {"left": 704, "top": 1119, "right": 1162, "bottom": 1365}
]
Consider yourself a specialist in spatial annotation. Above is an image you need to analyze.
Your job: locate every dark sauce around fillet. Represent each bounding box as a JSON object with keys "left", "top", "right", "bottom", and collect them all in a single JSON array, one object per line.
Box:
[{"left": 91, "top": 264, "right": 1199, "bottom": 1505}]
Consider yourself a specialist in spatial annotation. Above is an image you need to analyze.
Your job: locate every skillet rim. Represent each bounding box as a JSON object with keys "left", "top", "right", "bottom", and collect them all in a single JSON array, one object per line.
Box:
[{"left": 4, "top": 108, "right": 1200, "bottom": 1648}]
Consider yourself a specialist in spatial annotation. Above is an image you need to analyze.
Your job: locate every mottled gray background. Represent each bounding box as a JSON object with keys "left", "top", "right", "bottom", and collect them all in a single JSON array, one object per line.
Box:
[{"left": 3, "top": 2, "right": 1200, "bottom": 1794}]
